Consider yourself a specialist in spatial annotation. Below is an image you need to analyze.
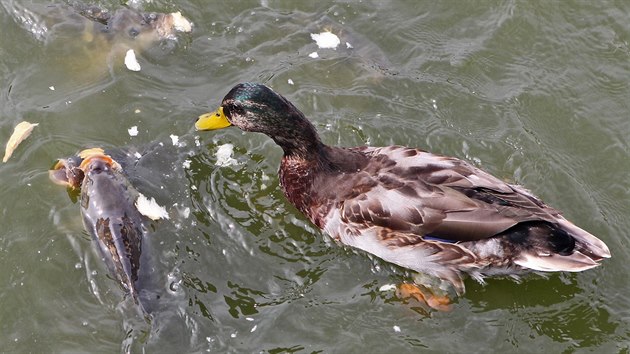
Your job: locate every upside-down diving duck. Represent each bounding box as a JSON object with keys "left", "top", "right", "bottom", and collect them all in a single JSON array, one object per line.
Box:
[{"left": 194, "top": 83, "right": 610, "bottom": 309}]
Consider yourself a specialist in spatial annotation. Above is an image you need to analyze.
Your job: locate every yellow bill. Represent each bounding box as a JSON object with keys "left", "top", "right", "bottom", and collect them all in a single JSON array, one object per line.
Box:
[{"left": 195, "top": 107, "right": 231, "bottom": 131}]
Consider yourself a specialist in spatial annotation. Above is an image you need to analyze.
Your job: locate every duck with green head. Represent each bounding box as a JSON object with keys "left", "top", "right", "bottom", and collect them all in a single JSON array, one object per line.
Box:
[{"left": 195, "top": 83, "right": 610, "bottom": 309}]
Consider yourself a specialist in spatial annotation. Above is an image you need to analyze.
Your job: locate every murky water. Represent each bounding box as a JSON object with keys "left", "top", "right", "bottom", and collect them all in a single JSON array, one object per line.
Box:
[{"left": 1, "top": 0, "right": 629, "bottom": 353}]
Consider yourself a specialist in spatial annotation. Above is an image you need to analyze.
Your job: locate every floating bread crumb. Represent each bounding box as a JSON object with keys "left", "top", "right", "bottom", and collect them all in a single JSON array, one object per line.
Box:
[
  {"left": 215, "top": 143, "right": 237, "bottom": 166},
  {"left": 3, "top": 121, "right": 38, "bottom": 163},
  {"left": 128, "top": 126, "right": 139, "bottom": 136},
  {"left": 170, "top": 12, "right": 192, "bottom": 33},
  {"left": 124, "top": 49, "right": 141, "bottom": 71},
  {"left": 136, "top": 193, "right": 169, "bottom": 220},
  {"left": 379, "top": 284, "right": 396, "bottom": 292},
  {"left": 311, "top": 31, "right": 340, "bottom": 49}
]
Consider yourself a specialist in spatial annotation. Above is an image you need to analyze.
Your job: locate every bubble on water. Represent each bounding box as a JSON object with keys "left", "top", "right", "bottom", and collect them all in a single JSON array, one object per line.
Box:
[
  {"left": 75, "top": 262, "right": 82, "bottom": 269},
  {"left": 170, "top": 282, "right": 180, "bottom": 291},
  {"left": 168, "top": 271, "right": 183, "bottom": 292}
]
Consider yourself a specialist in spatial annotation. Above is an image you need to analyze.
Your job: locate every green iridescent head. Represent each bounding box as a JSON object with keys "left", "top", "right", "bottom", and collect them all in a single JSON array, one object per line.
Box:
[{"left": 195, "top": 83, "right": 322, "bottom": 155}]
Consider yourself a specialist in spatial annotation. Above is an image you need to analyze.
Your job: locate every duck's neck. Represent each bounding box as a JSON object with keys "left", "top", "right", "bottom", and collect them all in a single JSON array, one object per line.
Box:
[
  {"left": 272, "top": 111, "right": 371, "bottom": 219},
  {"left": 279, "top": 144, "right": 369, "bottom": 225},
  {"left": 278, "top": 149, "right": 328, "bottom": 223},
  {"left": 276, "top": 119, "right": 327, "bottom": 215},
  {"left": 279, "top": 145, "right": 369, "bottom": 226},
  {"left": 270, "top": 112, "right": 325, "bottom": 159}
]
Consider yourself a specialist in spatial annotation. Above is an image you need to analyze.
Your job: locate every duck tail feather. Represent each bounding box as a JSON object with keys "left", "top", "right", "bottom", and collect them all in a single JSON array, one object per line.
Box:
[
  {"left": 514, "top": 251, "right": 600, "bottom": 272},
  {"left": 556, "top": 218, "right": 611, "bottom": 260}
]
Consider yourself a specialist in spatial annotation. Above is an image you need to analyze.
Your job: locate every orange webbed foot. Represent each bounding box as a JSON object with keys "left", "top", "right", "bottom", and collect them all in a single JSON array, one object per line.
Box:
[{"left": 397, "top": 283, "right": 453, "bottom": 312}]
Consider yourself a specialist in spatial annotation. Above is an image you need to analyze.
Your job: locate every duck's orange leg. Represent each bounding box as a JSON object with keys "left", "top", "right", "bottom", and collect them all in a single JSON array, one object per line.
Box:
[{"left": 397, "top": 283, "right": 453, "bottom": 312}]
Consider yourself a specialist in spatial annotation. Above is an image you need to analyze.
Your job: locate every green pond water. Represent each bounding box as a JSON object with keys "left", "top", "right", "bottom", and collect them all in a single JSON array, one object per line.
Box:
[{"left": 1, "top": 0, "right": 629, "bottom": 353}]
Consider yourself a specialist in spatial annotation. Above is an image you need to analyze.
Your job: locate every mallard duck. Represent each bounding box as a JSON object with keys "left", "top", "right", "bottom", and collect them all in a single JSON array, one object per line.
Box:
[{"left": 195, "top": 83, "right": 610, "bottom": 307}]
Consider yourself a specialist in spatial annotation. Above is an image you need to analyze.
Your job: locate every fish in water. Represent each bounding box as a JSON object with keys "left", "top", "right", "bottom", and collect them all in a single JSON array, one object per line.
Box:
[
  {"left": 4, "top": 2, "right": 192, "bottom": 72},
  {"left": 74, "top": 4, "right": 192, "bottom": 49},
  {"left": 51, "top": 148, "right": 153, "bottom": 313}
]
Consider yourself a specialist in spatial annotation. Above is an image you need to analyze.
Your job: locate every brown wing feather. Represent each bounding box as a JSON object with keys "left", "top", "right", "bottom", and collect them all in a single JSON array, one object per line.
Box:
[{"left": 326, "top": 146, "right": 562, "bottom": 243}]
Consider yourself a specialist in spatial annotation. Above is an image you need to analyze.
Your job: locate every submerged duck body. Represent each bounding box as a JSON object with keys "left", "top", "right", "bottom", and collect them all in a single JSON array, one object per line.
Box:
[{"left": 196, "top": 83, "right": 610, "bottom": 295}]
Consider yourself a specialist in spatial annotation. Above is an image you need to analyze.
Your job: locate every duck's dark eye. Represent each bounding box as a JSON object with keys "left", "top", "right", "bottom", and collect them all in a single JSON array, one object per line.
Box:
[
  {"left": 222, "top": 105, "right": 232, "bottom": 118},
  {"left": 129, "top": 28, "right": 139, "bottom": 37}
]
